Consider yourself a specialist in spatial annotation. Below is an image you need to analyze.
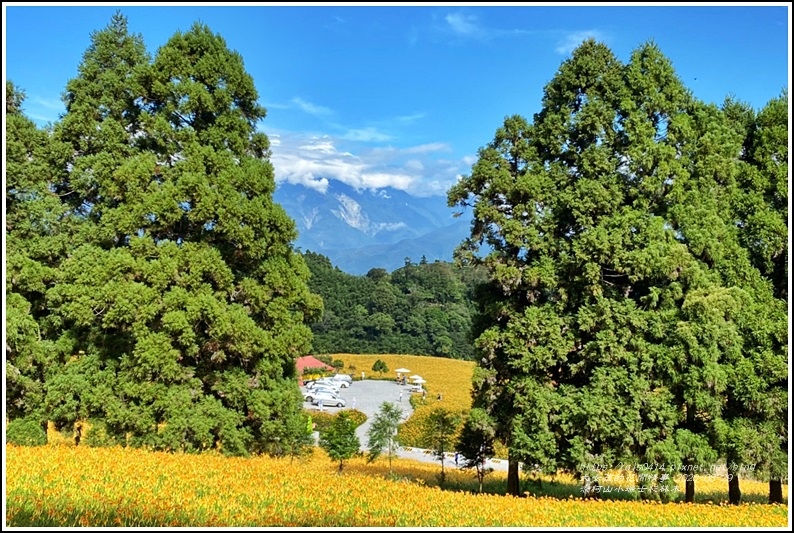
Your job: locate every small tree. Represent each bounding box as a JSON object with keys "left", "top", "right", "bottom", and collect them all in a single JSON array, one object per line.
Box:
[
  {"left": 367, "top": 402, "right": 402, "bottom": 475},
  {"left": 319, "top": 411, "right": 361, "bottom": 472},
  {"left": 425, "top": 408, "right": 462, "bottom": 485},
  {"left": 456, "top": 408, "right": 496, "bottom": 493},
  {"left": 372, "top": 359, "right": 389, "bottom": 377}
]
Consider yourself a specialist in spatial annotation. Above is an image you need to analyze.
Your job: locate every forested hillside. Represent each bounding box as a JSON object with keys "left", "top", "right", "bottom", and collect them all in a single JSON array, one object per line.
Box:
[{"left": 303, "top": 252, "right": 487, "bottom": 359}]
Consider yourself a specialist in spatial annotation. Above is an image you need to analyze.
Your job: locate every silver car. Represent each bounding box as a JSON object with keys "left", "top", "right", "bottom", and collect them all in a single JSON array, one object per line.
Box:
[
  {"left": 305, "top": 381, "right": 341, "bottom": 394},
  {"left": 305, "top": 385, "right": 339, "bottom": 397},
  {"left": 305, "top": 390, "right": 346, "bottom": 408},
  {"left": 316, "top": 377, "right": 349, "bottom": 389}
]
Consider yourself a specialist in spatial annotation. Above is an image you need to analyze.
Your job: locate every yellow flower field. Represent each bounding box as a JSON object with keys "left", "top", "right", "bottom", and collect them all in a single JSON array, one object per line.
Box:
[{"left": 6, "top": 444, "right": 788, "bottom": 527}]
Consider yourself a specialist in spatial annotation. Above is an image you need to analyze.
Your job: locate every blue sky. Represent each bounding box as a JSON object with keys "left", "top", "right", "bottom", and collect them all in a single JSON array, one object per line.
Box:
[{"left": 4, "top": 3, "right": 791, "bottom": 198}]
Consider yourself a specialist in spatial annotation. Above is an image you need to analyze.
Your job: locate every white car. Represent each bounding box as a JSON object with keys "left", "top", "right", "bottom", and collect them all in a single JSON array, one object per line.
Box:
[
  {"left": 305, "top": 390, "right": 346, "bottom": 408},
  {"left": 318, "top": 377, "right": 350, "bottom": 389},
  {"left": 314, "top": 378, "right": 350, "bottom": 389},
  {"left": 330, "top": 374, "right": 353, "bottom": 385},
  {"left": 305, "top": 380, "right": 341, "bottom": 393},
  {"left": 305, "top": 385, "right": 339, "bottom": 397}
]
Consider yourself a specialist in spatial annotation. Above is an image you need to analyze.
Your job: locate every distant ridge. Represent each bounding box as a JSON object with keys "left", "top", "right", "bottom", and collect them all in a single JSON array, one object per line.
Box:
[{"left": 274, "top": 180, "right": 472, "bottom": 274}]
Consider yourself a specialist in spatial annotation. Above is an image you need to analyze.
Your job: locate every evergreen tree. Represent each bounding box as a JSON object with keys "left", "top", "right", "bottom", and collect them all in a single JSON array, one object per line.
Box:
[
  {"left": 6, "top": 80, "right": 76, "bottom": 430},
  {"left": 456, "top": 408, "right": 496, "bottom": 493},
  {"left": 724, "top": 92, "right": 789, "bottom": 503},
  {"left": 366, "top": 401, "right": 403, "bottom": 474},
  {"left": 319, "top": 411, "right": 361, "bottom": 472},
  {"left": 424, "top": 408, "right": 462, "bottom": 486},
  {"left": 43, "top": 13, "right": 321, "bottom": 455},
  {"left": 448, "top": 39, "right": 785, "bottom": 500}
]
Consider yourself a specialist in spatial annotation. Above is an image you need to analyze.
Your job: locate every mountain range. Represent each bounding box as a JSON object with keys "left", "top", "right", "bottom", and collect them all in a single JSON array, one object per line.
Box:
[{"left": 273, "top": 181, "right": 472, "bottom": 275}]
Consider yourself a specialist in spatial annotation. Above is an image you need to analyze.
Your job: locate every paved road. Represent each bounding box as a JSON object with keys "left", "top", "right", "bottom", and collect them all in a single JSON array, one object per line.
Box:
[{"left": 301, "top": 379, "right": 509, "bottom": 472}]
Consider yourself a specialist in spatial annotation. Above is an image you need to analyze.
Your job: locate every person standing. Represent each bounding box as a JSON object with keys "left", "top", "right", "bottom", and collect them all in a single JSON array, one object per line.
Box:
[
  {"left": 352, "top": 397, "right": 357, "bottom": 409},
  {"left": 455, "top": 451, "right": 459, "bottom": 467},
  {"left": 399, "top": 390, "right": 403, "bottom": 402}
]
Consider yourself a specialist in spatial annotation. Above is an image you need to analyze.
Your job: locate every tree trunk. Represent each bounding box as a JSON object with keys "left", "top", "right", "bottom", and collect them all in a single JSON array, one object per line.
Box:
[
  {"left": 685, "top": 476, "right": 695, "bottom": 503},
  {"left": 507, "top": 459, "right": 520, "bottom": 496},
  {"left": 769, "top": 478, "right": 783, "bottom": 504},
  {"left": 728, "top": 472, "right": 741, "bottom": 505},
  {"left": 684, "top": 409, "right": 696, "bottom": 503}
]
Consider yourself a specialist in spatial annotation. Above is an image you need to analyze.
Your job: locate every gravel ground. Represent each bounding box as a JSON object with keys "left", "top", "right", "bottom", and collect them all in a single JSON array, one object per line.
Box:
[{"left": 301, "top": 379, "right": 509, "bottom": 472}]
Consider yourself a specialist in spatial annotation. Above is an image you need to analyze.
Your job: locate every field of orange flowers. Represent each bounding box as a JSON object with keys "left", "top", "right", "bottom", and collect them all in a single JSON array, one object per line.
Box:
[{"left": 6, "top": 444, "right": 788, "bottom": 527}]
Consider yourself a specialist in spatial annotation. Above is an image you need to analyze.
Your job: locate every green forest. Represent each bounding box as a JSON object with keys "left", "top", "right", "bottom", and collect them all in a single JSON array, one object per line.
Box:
[
  {"left": 303, "top": 251, "right": 486, "bottom": 359},
  {"left": 5, "top": 12, "right": 788, "bottom": 506}
]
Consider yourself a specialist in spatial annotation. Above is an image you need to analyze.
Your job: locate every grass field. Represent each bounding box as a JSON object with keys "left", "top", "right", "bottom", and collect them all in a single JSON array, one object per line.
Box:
[{"left": 6, "top": 444, "right": 788, "bottom": 527}]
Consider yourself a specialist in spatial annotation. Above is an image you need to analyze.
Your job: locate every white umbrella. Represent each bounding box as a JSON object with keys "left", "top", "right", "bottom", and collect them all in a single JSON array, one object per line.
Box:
[
  {"left": 412, "top": 378, "right": 427, "bottom": 384},
  {"left": 395, "top": 368, "right": 411, "bottom": 374},
  {"left": 409, "top": 375, "right": 422, "bottom": 380}
]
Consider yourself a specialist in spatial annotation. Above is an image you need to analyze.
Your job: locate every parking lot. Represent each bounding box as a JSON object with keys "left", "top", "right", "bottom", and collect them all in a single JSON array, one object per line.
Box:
[
  {"left": 300, "top": 378, "right": 510, "bottom": 472},
  {"left": 301, "top": 379, "right": 415, "bottom": 450}
]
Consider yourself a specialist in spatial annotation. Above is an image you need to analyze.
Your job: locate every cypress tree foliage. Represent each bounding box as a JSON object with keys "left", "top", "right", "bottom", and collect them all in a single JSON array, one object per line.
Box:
[
  {"left": 42, "top": 13, "right": 322, "bottom": 456},
  {"left": 718, "top": 92, "right": 789, "bottom": 504},
  {"left": 456, "top": 407, "right": 497, "bottom": 493},
  {"left": 6, "top": 81, "right": 68, "bottom": 428},
  {"left": 319, "top": 412, "right": 361, "bottom": 472},
  {"left": 448, "top": 39, "right": 786, "bottom": 501},
  {"left": 366, "top": 401, "right": 403, "bottom": 474}
]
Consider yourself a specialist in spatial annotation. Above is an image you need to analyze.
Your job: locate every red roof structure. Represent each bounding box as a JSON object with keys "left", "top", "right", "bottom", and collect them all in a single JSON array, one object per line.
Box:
[{"left": 296, "top": 355, "right": 334, "bottom": 375}]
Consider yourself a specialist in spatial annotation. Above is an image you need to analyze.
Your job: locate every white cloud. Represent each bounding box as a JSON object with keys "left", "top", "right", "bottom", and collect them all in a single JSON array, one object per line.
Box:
[
  {"left": 402, "top": 142, "right": 450, "bottom": 154},
  {"left": 405, "top": 159, "right": 424, "bottom": 171},
  {"left": 396, "top": 112, "right": 425, "bottom": 123},
  {"left": 555, "top": 30, "right": 605, "bottom": 55},
  {"left": 291, "top": 97, "right": 333, "bottom": 116},
  {"left": 443, "top": 11, "right": 537, "bottom": 41},
  {"left": 360, "top": 172, "right": 414, "bottom": 190},
  {"left": 299, "top": 138, "right": 336, "bottom": 154},
  {"left": 266, "top": 131, "right": 469, "bottom": 197},
  {"left": 446, "top": 13, "right": 480, "bottom": 37}
]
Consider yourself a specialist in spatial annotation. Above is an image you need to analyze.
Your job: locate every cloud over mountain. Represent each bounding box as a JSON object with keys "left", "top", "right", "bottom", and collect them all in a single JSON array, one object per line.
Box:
[{"left": 267, "top": 130, "right": 471, "bottom": 197}]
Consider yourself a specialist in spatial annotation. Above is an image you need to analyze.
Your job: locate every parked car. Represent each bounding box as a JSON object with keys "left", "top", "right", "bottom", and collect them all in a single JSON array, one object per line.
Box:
[
  {"left": 317, "top": 376, "right": 350, "bottom": 388},
  {"left": 330, "top": 374, "right": 353, "bottom": 385},
  {"left": 305, "top": 385, "right": 339, "bottom": 397},
  {"left": 304, "top": 390, "right": 346, "bottom": 408},
  {"left": 305, "top": 380, "right": 341, "bottom": 393}
]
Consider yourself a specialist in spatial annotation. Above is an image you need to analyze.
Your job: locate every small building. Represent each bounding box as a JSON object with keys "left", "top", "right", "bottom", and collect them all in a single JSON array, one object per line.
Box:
[{"left": 296, "top": 355, "right": 335, "bottom": 385}]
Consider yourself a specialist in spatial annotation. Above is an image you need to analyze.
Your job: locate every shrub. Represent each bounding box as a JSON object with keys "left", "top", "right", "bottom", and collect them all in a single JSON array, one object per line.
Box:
[
  {"left": 83, "top": 419, "right": 117, "bottom": 448},
  {"left": 6, "top": 417, "right": 47, "bottom": 446},
  {"left": 302, "top": 366, "right": 331, "bottom": 376},
  {"left": 310, "top": 409, "right": 367, "bottom": 433},
  {"left": 372, "top": 359, "right": 389, "bottom": 377}
]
